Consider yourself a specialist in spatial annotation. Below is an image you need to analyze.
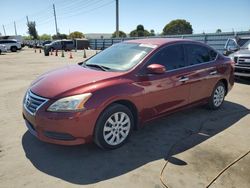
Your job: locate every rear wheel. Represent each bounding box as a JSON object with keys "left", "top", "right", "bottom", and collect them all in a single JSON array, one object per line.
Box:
[
  {"left": 94, "top": 104, "right": 134, "bottom": 149},
  {"left": 10, "top": 46, "right": 17, "bottom": 52},
  {"left": 208, "top": 81, "right": 226, "bottom": 110}
]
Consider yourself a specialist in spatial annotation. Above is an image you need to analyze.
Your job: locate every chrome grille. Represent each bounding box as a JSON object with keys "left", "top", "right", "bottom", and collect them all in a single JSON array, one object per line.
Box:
[
  {"left": 237, "top": 57, "right": 250, "bottom": 67},
  {"left": 24, "top": 91, "right": 48, "bottom": 115}
]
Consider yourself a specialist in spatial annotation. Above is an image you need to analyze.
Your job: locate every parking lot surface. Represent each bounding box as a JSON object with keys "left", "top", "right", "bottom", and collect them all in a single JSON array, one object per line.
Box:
[{"left": 0, "top": 48, "right": 249, "bottom": 188}]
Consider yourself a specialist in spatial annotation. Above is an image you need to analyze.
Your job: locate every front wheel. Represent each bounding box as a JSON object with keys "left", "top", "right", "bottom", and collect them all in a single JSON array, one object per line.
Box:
[
  {"left": 94, "top": 104, "right": 134, "bottom": 149},
  {"left": 11, "top": 46, "right": 17, "bottom": 52},
  {"left": 208, "top": 82, "right": 226, "bottom": 110}
]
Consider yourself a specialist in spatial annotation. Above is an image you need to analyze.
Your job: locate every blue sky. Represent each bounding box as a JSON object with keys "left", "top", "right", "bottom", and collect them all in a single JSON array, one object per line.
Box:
[{"left": 1, "top": 0, "right": 250, "bottom": 36}]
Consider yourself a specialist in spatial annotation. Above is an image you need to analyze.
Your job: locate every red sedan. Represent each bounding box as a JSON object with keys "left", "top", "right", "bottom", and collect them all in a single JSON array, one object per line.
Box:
[{"left": 23, "top": 38, "right": 234, "bottom": 149}]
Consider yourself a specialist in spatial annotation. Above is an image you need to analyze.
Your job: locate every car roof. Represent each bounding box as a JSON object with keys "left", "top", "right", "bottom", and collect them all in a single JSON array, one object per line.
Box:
[
  {"left": 125, "top": 38, "right": 193, "bottom": 47},
  {"left": 0, "top": 39, "right": 17, "bottom": 42}
]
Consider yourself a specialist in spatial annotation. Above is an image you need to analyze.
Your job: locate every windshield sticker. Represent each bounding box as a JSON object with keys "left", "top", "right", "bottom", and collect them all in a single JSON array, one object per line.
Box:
[{"left": 139, "top": 44, "right": 157, "bottom": 49}]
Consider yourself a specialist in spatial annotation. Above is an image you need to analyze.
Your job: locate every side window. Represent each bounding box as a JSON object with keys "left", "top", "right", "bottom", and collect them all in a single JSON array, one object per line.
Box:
[
  {"left": 185, "top": 44, "right": 211, "bottom": 65},
  {"left": 148, "top": 44, "right": 185, "bottom": 71},
  {"left": 65, "top": 41, "right": 73, "bottom": 44},
  {"left": 226, "top": 39, "right": 237, "bottom": 49},
  {"left": 209, "top": 49, "right": 217, "bottom": 61}
]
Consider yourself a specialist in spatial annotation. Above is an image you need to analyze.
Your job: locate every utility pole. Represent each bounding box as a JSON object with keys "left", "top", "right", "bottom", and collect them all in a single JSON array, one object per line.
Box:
[
  {"left": 2, "top": 25, "right": 6, "bottom": 35},
  {"left": 53, "top": 4, "right": 59, "bottom": 36},
  {"left": 14, "top": 21, "right": 17, "bottom": 35},
  {"left": 115, "top": 0, "right": 119, "bottom": 38},
  {"left": 26, "top": 16, "right": 29, "bottom": 24}
]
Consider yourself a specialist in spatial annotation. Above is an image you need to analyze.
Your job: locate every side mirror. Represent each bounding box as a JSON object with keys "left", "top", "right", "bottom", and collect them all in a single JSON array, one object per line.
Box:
[
  {"left": 228, "top": 46, "right": 239, "bottom": 52},
  {"left": 147, "top": 64, "right": 166, "bottom": 74}
]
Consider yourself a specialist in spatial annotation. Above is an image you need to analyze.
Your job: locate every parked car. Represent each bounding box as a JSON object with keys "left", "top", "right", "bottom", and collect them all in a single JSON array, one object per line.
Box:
[
  {"left": 23, "top": 38, "right": 234, "bottom": 149},
  {"left": 0, "top": 39, "right": 21, "bottom": 52},
  {"left": 224, "top": 37, "right": 250, "bottom": 77},
  {"left": 0, "top": 35, "right": 24, "bottom": 47},
  {"left": 44, "top": 40, "right": 74, "bottom": 55},
  {"left": 0, "top": 44, "right": 7, "bottom": 54},
  {"left": 42, "top": 40, "right": 52, "bottom": 46}
]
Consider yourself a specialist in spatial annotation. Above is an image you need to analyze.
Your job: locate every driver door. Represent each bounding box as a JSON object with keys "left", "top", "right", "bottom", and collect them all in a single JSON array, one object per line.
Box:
[{"left": 135, "top": 44, "right": 190, "bottom": 121}]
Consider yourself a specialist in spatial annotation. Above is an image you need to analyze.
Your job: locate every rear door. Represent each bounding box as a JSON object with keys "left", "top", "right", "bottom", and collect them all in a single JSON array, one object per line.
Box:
[
  {"left": 183, "top": 43, "right": 219, "bottom": 103},
  {"left": 136, "top": 44, "right": 191, "bottom": 120}
]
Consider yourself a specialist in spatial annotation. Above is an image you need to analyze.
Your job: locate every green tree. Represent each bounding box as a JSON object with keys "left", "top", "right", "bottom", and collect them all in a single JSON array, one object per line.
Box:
[
  {"left": 23, "top": 36, "right": 32, "bottom": 40},
  {"left": 163, "top": 19, "right": 193, "bottom": 35},
  {"left": 216, "top": 29, "right": 222, "bottom": 33},
  {"left": 52, "top": 33, "right": 68, "bottom": 40},
  {"left": 112, "top": 30, "right": 127, "bottom": 38},
  {"left": 39, "top": 34, "right": 51, "bottom": 40},
  {"left": 129, "top": 24, "right": 150, "bottom": 37},
  {"left": 27, "top": 21, "right": 38, "bottom": 39},
  {"left": 150, "top": 29, "right": 155, "bottom": 36},
  {"left": 69, "top": 31, "right": 85, "bottom": 39}
]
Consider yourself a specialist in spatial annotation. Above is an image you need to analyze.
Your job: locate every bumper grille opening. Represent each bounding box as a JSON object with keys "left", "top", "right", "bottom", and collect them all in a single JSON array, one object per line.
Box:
[{"left": 44, "top": 131, "right": 76, "bottom": 141}]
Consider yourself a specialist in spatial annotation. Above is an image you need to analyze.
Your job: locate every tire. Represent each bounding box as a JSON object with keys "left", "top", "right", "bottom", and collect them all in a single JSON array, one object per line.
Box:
[
  {"left": 94, "top": 104, "right": 134, "bottom": 149},
  {"left": 0, "top": 50, "right": 1, "bottom": 55},
  {"left": 208, "top": 81, "right": 226, "bottom": 110},
  {"left": 10, "top": 46, "right": 17, "bottom": 52}
]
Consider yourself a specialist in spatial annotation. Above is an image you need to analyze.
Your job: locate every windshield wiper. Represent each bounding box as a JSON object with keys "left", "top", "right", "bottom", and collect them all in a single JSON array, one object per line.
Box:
[{"left": 83, "top": 63, "right": 111, "bottom": 71}]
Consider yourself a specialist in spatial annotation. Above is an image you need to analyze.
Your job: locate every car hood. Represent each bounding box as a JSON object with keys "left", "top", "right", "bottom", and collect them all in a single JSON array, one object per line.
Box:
[
  {"left": 30, "top": 64, "right": 123, "bottom": 98},
  {"left": 232, "top": 49, "right": 250, "bottom": 56}
]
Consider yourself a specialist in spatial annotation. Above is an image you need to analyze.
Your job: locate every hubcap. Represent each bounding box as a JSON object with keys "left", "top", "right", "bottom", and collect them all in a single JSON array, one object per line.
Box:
[
  {"left": 213, "top": 85, "right": 225, "bottom": 107},
  {"left": 103, "top": 112, "right": 131, "bottom": 146}
]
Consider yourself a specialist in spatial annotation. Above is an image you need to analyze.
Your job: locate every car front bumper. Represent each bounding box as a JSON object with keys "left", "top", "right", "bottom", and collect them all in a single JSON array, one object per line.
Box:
[
  {"left": 235, "top": 66, "right": 250, "bottom": 77},
  {"left": 22, "top": 105, "right": 99, "bottom": 145}
]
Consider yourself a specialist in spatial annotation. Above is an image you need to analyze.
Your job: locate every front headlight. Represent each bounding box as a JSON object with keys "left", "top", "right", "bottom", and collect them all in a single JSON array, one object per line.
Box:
[
  {"left": 47, "top": 93, "right": 92, "bottom": 112},
  {"left": 229, "top": 55, "right": 234, "bottom": 61}
]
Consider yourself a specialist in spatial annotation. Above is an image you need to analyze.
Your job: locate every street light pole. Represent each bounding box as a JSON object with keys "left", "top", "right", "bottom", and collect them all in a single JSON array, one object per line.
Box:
[
  {"left": 116, "top": 0, "right": 119, "bottom": 38},
  {"left": 53, "top": 4, "right": 59, "bottom": 36}
]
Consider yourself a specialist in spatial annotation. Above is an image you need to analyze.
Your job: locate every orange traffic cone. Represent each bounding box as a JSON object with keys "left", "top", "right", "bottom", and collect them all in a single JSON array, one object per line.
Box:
[
  {"left": 50, "top": 49, "right": 53, "bottom": 55},
  {"left": 55, "top": 50, "right": 58, "bottom": 56},
  {"left": 69, "top": 52, "right": 73, "bottom": 59}
]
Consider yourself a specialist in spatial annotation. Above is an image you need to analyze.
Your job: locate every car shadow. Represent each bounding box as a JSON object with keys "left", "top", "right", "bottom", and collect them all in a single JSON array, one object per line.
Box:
[
  {"left": 22, "top": 101, "right": 249, "bottom": 185},
  {"left": 235, "top": 77, "right": 250, "bottom": 85}
]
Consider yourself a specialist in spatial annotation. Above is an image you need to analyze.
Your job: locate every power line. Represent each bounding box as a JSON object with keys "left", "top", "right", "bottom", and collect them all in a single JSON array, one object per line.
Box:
[
  {"left": 57, "top": 0, "right": 107, "bottom": 18},
  {"left": 58, "top": 0, "right": 115, "bottom": 20}
]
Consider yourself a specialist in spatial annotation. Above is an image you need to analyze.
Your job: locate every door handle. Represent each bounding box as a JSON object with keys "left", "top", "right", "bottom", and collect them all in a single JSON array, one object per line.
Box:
[
  {"left": 210, "top": 70, "right": 218, "bottom": 75},
  {"left": 179, "top": 76, "right": 189, "bottom": 82}
]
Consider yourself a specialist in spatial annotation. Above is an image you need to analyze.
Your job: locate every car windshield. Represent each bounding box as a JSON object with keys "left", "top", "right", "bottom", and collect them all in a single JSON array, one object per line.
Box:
[
  {"left": 241, "top": 40, "right": 250, "bottom": 49},
  {"left": 84, "top": 43, "right": 155, "bottom": 71}
]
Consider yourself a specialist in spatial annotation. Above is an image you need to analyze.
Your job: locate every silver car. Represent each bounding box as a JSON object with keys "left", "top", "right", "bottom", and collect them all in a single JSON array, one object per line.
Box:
[
  {"left": 224, "top": 37, "right": 250, "bottom": 77},
  {"left": 0, "top": 44, "right": 7, "bottom": 54}
]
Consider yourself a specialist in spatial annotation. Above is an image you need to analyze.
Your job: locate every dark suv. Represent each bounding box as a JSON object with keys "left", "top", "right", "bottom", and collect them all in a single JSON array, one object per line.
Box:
[{"left": 44, "top": 40, "right": 74, "bottom": 56}]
